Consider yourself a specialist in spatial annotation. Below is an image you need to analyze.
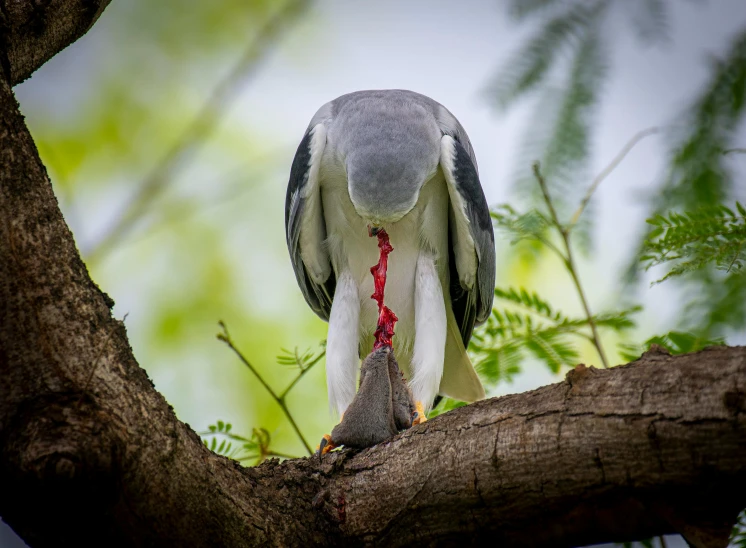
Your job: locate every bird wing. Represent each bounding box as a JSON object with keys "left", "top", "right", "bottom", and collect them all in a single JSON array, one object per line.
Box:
[
  {"left": 439, "top": 133, "right": 496, "bottom": 346},
  {"left": 285, "top": 123, "right": 336, "bottom": 321}
]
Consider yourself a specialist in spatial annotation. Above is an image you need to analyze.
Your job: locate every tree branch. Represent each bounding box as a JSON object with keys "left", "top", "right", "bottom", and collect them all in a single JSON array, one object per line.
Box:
[{"left": 0, "top": 0, "right": 113, "bottom": 85}]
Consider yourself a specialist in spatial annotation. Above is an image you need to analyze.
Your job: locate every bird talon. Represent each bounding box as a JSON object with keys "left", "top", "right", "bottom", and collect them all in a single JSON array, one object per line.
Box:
[
  {"left": 316, "top": 434, "right": 336, "bottom": 459},
  {"left": 412, "top": 401, "right": 427, "bottom": 425}
]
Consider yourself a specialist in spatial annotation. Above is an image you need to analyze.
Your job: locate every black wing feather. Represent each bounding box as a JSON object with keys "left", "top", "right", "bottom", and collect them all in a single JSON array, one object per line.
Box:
[
  {"left": 285, "top": 129, "right": 335, "bottom": 321},
  {"left": 447, "top": 138, "right": 496, "bottom": 347}
]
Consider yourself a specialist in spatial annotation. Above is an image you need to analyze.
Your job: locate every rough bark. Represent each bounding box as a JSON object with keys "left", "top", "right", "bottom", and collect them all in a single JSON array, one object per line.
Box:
[
  {"left": 0, "top": 0, "right": 111, "bottom": 85},
  {"left": 2, "top": 2, "right": 746, "bottom": 547}
]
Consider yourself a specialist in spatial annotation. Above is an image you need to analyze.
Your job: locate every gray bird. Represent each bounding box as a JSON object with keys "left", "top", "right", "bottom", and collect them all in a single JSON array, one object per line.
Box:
[{"left": 285, "top": 90, "right": 495, "bottom": 417}]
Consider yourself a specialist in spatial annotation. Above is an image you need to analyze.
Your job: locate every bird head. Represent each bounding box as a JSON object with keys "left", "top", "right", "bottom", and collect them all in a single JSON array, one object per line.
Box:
[
  {"left": 347, "top": 164, "right": 422, "bottom": 224},
  {"left": 345, "top": 137, "right": 438, "bottom": 224}
]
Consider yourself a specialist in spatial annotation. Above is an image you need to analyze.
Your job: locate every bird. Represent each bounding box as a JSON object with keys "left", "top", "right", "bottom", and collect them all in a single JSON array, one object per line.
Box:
[{"left": 285, "top": 89, "right": 495, "bottom": 418}]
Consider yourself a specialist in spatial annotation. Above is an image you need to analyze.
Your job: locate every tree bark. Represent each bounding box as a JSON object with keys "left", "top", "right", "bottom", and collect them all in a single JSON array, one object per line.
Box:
[
  {"left": 1, "top": 2, "right": 746, "bottom": 547},
  {"left": 0, "top": 0, "right": 112, "bottom": 85}
]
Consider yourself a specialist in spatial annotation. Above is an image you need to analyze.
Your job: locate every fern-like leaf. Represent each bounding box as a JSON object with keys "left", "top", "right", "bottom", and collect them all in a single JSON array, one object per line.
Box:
[
  {"left": 276, "top": 341, "right": 326, "bottom": 371},
  {"left": 658, "top": 29, "right": 746, "bottom": 212},
  {"left": 642, "top": 202, "right": 746, "bottom": 283},
  {"left": 201, "top": 423, "right": 286, "bottom": 465},
  {"left": 625, "top": 0, "right": 670, "bottom": 45},
  {"left": 508, "top": 0, "right": 562, "bottom": 21},
  {"left": 473, "top": 287, "right": 639, "bottom": 383},
  {"left": 486, "top": 2, "right": 601, "bottom": 109},
  {"left": 731, "top": 510, "right": 746, "bottom": 548},
  {"left": 618, "top": 330, "right": 724, "bottom": 362}
]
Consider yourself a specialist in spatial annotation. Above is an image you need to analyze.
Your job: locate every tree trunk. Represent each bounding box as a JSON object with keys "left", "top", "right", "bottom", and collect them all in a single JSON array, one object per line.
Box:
[{"left": 1, "top": 2, "right": 745, "bottom": 547}]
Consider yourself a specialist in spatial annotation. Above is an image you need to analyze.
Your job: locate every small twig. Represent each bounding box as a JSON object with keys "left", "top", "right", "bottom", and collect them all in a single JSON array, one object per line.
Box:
[
  {"left": 570, "top": 127, "right": 659, "bottom": 227},
  {"left": 279, "top": 349, "right": 325, "bottom": 401},
  {"left": 217, "top": 321, "right": 313, "bottom": 455},
  {"left": 659, "top": 535, "right": 667, "bottom": 548},
  {"left": 533, "top": 162, "right": 610, "bottom": 369},
  {"left": 723, "top": 147, "right": 746, "bottom": 155},
  {"left": 86, "top": 0, "right": 310, "bottom": 263},
  {"left": 727, "top": 241, "right": 743, "bottom": 273}
]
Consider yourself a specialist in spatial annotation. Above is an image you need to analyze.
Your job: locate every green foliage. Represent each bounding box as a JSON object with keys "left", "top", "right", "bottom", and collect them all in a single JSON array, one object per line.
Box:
[
  {"left": 218, "top": 324, "right": 325, "bottom": 456},
  {"left": 201, "top": 422, "right": 293, "bottom": 464},
  {"left": 618, "top": 331, "right": 724, "bottom": 362},
  {"left": 430, "top": 397, "right": 468, "bottom": 418},
  {"left": 471, "top": 287, "right": 638, "bottom": 383},
  {"left": 732, "top": 510, "right": 746, "bottom": 548},
  {"left": 627, "top": 0, "right": 670, "bottom": 45},
  {"left": 641, "top": 203, "right": 746, "bottom": 283},
  {"left": 276, "top": 343, "right": 326, "bottom": 371},
  {"left": 657, "top": 29, "right": 746, "bottom": 212},
  {"left": 538, "top": 17, "right": 606, "bottom": 201},
  {"left": 492, "top": 204, "right": 552, "bottom": 244},
  {"left": 488, "top": 3, "right": 603, "bottom": 109},
  {"left": 507, "top": 0, "right": 562, "bottom": 21},
  {"left": 681, "top": 270, "right": 746, "bottom": 337},
  {"left": 489, "top": 0, "right": 673, "bottom": 224},
  {"left": 639, "top": 200, "right": 746, "bottom": 338},
  {"left": 493, "top": 2, "right": 609, "bottom": 220},
  {"left": 619, "top": 28, "right": 746, "bottom": 339}
]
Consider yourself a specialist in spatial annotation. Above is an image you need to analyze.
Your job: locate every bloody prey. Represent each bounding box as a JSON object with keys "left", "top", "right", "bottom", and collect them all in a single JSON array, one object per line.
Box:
[{"left": 368, "top": 227, "right": 398, "bottom": 350}]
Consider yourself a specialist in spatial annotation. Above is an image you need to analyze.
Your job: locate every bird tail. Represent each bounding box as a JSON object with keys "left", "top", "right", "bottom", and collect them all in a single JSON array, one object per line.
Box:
[{"left": 438, "top": 305, "right": 485, "bottom": 403}]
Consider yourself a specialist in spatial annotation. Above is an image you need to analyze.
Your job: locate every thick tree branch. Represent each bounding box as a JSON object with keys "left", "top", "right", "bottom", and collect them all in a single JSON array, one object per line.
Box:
[
  {"left": 1, "top": 6, "right": 746, "bottom": 547},
  {"left": 0, "top": 0, "right": 112, "bottom": 85}
]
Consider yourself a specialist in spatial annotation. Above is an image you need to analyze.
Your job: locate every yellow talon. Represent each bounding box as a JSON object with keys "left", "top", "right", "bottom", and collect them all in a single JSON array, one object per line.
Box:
[
  {"left": 412, "top": 401, "right": 427, "bottom": 425},
  {"left": 316, "top": 433, "right": 336, "bottom": 455}
]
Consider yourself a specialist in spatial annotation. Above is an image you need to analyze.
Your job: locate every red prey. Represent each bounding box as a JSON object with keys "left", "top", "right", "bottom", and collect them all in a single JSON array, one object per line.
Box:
[{"left": 368, "top": 226, "right": 398, "bottom": 350}]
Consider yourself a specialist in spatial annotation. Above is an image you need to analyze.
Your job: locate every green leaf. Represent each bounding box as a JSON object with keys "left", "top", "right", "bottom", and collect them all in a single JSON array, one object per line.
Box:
[
  {"left": 656, "top": 29, "right": 746, "bottom": 213},
  {"left": 486, "top": 3, "right": 602, "bottom": 109},
  {"left": 730, "top": 509, "right": 746, "bottom": 547},
  {"left": 525, "top": 331, "right": 580, "bottom": 373},
  {"left": 429, "top": 397, "right": 468, "bottom": 418},
  {"left": 619, "top": 331, "right": 724, "bottom": 361},
  {"left": 508, "top": 0, "right": 561, "bottom": 21},
  {"left": 641, "top": 202, "right": 746, "bottom": 283},
  {"left": 625, "top": 0, "right": 670, "bottom": 45},
  {"left": 276, "top": 342, "right": 326, "bottom": 370}
]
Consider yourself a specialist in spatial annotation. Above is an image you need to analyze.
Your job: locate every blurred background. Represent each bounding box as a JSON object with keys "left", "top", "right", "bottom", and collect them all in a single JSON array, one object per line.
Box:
[{"left": 4, "top": 1, "right": 746, "bottom": 546}]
